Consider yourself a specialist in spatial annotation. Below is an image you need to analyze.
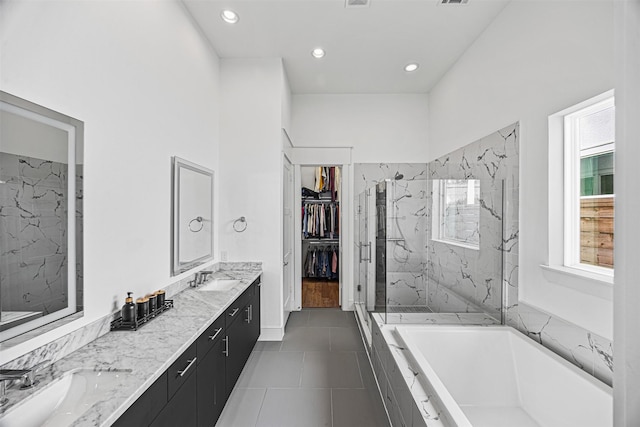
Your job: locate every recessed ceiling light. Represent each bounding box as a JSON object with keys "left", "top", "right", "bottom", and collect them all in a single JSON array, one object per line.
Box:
[
  {"left": 221, "top": 9, "right": 239, "bottom": 24},
  {"left": 311, "top": 48, "right": 325, "bottom": 59},
  {"left": 404, "top": 63, "right": 419, "bottom": 72}
]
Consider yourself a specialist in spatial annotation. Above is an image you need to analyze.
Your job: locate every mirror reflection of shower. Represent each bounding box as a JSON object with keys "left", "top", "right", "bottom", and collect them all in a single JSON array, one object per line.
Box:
[{"left": 0, "top": 91, "right": 84, "bottom": 342}]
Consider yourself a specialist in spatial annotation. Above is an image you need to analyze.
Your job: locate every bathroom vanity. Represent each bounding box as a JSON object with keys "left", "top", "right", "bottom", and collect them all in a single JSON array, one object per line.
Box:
[
  {"left": 0, "top": 264, "right": 261, "bottom": 427},
  {"left": 113, "top": 276, "right": 260, "bottom": 427}
]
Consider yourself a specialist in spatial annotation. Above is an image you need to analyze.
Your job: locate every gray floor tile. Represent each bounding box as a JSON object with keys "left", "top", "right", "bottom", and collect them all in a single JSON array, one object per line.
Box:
[
  {"left": 280, "top": 326, "right": 331, "bottom": 351},
  {"left": 308, "top": 309, "right": 349, "bottom": 327},
  {"left": 331, "top": 326, "right": 366, "bottom": 351},
  {"left": 345, "top": 313, "right": 359, "bottom": 328},
  {"left": 216, "top": 387, "right": 266, "bottom": 427},
  {"left": 256, "top": 388, "right": 332, "bottom": 427},
  {"left": 254, "top": 340, "right": 282, "bottom": 351},
  {"left": 357, "top": 350, "right": 378, "bottom": 392},
  {"left": 285, "top": 310, "right": 309, "bottom": 330},
  {"left": 301, "top": 351, "right": 363, "bottom": 388},
  {"left": 332, "top": 388, "right": 391, "bottom": 427},
  {"left": 238, "top": 351, "right": 304, "bottom": 387}
]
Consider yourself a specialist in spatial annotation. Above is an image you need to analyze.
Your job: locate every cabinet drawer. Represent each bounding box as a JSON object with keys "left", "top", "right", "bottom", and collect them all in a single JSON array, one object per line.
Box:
[
  {"left": 225, "top": 288, "right": 252, "bottom": 325},
  {"left": 167, "top": 342, "right": 197, "bottom": 400},
  {"left": 196, "top": 315, "right": 225, "bottom": 362}
]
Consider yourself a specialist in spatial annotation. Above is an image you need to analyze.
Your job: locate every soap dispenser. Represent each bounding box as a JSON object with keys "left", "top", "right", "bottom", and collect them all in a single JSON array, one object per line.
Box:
[{"left": 122, "top": 292, "right": 136, "bottom": 323}]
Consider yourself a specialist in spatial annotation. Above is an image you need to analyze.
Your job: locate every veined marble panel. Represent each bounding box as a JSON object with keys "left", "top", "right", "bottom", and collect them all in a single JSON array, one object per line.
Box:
[
  {"left": 0, "top": 153, "right": 71, "bottom": 318},
  {"left": 517, "top": 302, "right": 613, "bottom": 386},
  {"left": 425, "top": 124, "right": 515, "bottom": 322}
]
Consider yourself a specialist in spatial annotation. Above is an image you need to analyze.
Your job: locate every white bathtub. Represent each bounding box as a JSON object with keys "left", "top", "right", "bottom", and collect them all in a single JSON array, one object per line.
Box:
[{"left": 394, "top": 325, "right": 612, "bottom": 427}]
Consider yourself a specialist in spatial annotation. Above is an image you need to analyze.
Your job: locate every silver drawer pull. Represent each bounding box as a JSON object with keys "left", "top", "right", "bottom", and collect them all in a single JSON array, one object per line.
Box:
[
  {"left": 229, "top": 308, "right": 240, "bottom": 317},
  {"left": 245, "top": 306, "right": 251, "bottom": 323},
  {"left": 177, "top": 357, "right": 197, "bottom": 377},
  {"left": 208, "top": 328, "right": 223, "bottom": 341},
  {"left": 223, "top": 336, "right": 229, "bottom": 356}
]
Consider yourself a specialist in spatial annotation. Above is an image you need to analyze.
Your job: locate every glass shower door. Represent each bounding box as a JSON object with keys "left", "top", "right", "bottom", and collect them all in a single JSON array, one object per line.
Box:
[{"left": 354, "top": 191, "right": 370, "bottom": 339}]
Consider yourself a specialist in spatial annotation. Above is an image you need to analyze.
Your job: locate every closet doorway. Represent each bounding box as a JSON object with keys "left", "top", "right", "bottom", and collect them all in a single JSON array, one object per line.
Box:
[{"left": 301, "top": 165, "right": 341, "bottom": 308}]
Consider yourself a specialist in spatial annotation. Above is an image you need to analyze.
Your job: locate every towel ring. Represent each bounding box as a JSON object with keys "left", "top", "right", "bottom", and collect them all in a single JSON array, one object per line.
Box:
[
  {"left": 188, "top": 216, "right": 204, "bottom": 232},
  {"left": 233, "top": 216, "right": 247, "bottom": 233}
]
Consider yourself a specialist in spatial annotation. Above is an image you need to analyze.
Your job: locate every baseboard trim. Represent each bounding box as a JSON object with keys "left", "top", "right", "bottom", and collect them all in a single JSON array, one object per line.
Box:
[{"left": 258, "top": 326, "right": 284, "bottom": 341}]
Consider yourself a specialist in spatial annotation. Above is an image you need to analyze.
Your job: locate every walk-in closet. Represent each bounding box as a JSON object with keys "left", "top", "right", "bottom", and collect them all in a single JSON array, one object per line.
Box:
[{"left": 300, "top": 166, "right": 341, "bottom": 308}]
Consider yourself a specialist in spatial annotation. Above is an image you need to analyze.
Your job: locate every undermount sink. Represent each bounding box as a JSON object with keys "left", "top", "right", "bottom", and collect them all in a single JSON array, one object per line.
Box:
[
  {"left": 0, "top": 369, "right": 131, "bottom": 427},
  {"left": 197, "top": 279, "right": 240, "bottom": 292}
]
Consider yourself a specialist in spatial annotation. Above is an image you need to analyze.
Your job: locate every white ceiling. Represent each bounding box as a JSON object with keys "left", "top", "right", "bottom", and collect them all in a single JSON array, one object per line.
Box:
[{"left": 182, "top": 0, "right": 511, "bottom": 94}]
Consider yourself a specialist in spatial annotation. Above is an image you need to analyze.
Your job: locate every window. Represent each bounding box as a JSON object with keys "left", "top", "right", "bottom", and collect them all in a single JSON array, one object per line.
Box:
[
  {"left": 432, "top": 179, "right": 480, "bottom": 249},
  {"left": 564, "top": 96, "right": 615, "bottom": 273}
]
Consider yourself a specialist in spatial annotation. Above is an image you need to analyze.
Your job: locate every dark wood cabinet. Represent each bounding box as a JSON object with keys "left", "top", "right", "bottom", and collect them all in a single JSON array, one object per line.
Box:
[
  {"left": 112, "top": 373, "right": 167, "bottom": 427},
  {"left": 115, "top": 277, "right": 261, "bottom": 427},
  {"left": 197, "top": 321, "right": 227, "bottom": 427},
  {"left": 248, "top": 280, "right": 261, "bottom": 345},
  {"left": 150, "top": 369, "right": 197, "bottom": 427}
]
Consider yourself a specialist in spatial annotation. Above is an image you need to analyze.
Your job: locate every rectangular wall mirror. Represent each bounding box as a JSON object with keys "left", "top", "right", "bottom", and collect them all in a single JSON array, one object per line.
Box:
[
  {"left": 0, "top": 91, "right": 84, "bottom": 342},
  {"left": 171, "top": 157, "right": 214, "bottom": 276}
]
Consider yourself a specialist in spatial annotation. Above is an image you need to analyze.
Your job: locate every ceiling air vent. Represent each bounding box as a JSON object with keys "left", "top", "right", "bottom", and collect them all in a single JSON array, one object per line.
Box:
[
  {"left": 440, "top": 0, "right": 469, "bottom": 4},
  {"left": 345, "top": 0, "right": 370, "bottom": 8}
]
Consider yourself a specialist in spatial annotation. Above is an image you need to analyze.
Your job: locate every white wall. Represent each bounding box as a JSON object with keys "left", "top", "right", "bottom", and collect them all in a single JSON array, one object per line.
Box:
[
  {"left": 219, "top": 58, "right": 289, "bottom": 339},
  {"left": 428, "top": 0, "right": 614, "bottom": 338},
  {"left": 291, "top": 94, "right": 429, "bottom": 162},
  {"left": 613, "top": 0, "right": 640, "bottom": 424},
  {"left": 0, "top": 0, "right": 221, "bottom": 363}
]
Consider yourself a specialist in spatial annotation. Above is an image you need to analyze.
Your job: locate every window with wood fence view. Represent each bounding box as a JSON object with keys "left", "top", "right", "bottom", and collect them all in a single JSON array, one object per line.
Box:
[{"left": 580, "top": 151, "right": 614, "bottom": 269}]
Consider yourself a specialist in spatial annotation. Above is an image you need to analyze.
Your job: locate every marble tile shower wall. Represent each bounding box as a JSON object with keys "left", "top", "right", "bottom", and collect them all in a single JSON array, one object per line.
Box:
[
  {"left": 354, "top": 164, "right": 429, "bottom": 309},
  {"left": 0, "top": 153, "right": 71, "bottom": 316},
  {"left": 385, "top": 179, "right": 428, "bottom": 308},
  {"left": 425, "top": 126, "right": 515, "bottom": 321},
  {"left": 425, "top": 123, "right": 612, "bottom": 386}
]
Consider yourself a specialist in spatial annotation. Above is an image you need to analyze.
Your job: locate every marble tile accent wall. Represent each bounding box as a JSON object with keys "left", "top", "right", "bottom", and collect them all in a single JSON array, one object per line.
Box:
[
  {"left": 425, "top": 124, "right": 517, "bottom": 321},
  {"left": 0, "top": 153, "right": 70, "bottom": 318}
]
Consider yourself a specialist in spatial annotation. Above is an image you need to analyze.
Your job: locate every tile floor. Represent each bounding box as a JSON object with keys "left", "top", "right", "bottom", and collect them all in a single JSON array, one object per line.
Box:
[{"left": 216, "top": 309, "right": 390, "bottom": 427}]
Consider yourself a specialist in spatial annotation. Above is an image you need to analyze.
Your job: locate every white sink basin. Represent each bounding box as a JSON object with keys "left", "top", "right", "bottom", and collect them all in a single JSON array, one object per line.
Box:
[
  {"left": 0, "top": 369, "right": 130, "bottom": 427},
  {"left": 197, "top": 279, "right": 240, "bottom": 292}
]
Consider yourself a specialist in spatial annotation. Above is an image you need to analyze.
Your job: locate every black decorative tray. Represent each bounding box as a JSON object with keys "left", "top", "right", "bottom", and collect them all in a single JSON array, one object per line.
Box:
[{"left": 110, "top": 300, "right": 174, "bottom": 331}]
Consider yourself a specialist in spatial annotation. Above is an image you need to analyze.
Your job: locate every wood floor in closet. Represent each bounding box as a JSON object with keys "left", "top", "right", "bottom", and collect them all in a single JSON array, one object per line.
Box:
[{"left": 302, "top": 279, "right": 339, "bottom": 308}]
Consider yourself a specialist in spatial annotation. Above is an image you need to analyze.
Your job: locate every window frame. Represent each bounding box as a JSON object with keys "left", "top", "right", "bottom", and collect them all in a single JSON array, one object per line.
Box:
[
  {"left": 563, "top": 96, "right": 615, "bottom": 276},
  {"left": 431, "top": 179, "right": 480, "bottom": 251},
  {"left": 543, "top": 89, "right": 614, "bottom": 303}
]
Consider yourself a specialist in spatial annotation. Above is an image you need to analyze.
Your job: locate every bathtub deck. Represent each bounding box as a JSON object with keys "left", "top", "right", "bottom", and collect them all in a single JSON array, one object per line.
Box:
[{"left": 460, "top": 405, "right": 540, "bottom": 427}]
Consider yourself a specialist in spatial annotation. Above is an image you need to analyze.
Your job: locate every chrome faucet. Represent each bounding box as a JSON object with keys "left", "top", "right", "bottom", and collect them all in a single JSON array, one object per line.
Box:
[
  {"left": 195, "top": 271, "right": 213, "bottom": 285},
  {"left": 0, "top": 360, "right": 51, "bottom": 406}
]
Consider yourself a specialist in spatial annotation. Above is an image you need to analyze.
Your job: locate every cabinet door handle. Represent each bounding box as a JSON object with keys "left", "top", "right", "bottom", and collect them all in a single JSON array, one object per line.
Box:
[
  {"left": 245, "top": 306, "right": 251, "bottom": 323},
  {"left": 249, "top": 304, "right": 253, "bottom": 322},
  {"left": 229, "top": 308, "right": 240, "bottom": 317},
  {"left": 223, "top": 336, "right": 229, "bottom": 356},
  {"left": 208, "top": 327, "right": 223, "bottom": 341},
  {"left": 177, "top": 357, "right": 197, "bottom": 377}
]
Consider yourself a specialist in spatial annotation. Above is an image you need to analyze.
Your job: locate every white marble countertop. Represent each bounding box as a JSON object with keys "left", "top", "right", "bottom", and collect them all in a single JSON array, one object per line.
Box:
[{"left": 0, "top": 263, "right": 262, "bottom": 427}]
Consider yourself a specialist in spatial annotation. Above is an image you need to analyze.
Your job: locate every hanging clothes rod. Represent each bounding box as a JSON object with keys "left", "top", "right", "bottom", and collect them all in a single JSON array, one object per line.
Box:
[
  {"left": 302, "top": 199, "right": 338, "bottom": 203},
  {"left": 305, "top": 240, "right": 339, "bottom": 245}
]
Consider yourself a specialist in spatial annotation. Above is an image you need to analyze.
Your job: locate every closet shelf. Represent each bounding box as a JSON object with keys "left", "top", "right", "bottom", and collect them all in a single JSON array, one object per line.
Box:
[{"left": 302, "top": 199, "right": 339, "bottom": 204}]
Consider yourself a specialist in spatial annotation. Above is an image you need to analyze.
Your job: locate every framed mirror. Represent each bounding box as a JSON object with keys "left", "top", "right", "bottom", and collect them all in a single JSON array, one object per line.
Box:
[
  {"left": 0, "top": 91, "right": 84, "bottom": 342},
  {"left": 171, "top": 157, "right": 214, "bottom": 276}
]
